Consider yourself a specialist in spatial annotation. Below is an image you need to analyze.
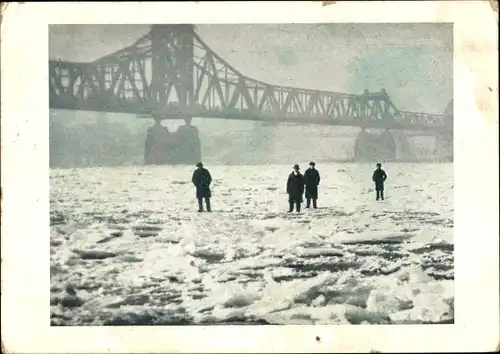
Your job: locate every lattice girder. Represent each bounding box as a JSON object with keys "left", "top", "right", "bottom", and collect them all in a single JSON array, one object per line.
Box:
[{"left": 49, "top": 25, "right": 449, "bottom": 132}]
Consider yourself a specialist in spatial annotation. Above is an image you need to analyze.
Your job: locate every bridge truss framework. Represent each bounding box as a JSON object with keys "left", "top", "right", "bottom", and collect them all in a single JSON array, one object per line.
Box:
[{"left": 49, "top": 24, "right": 452, "bottom": 134}]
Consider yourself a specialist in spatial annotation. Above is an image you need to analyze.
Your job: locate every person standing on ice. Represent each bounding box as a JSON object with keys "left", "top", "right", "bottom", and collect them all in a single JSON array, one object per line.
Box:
[
  {"left": 287, "top": 164, "right": 305, "bottom": 212},
  {"left": 304, "top": 161, "right": 321, "bottom": 209},
  {"left": 372, "top": 163, "right": 388, "bottom": 201},
  {"left": 192, "top": 162, "right": 212, "bottom": 212}
]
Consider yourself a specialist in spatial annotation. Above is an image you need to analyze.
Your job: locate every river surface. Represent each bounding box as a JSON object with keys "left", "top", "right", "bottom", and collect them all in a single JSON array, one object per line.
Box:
[{"left": 50, "top": 163, "right": 454, "bottom": 325}]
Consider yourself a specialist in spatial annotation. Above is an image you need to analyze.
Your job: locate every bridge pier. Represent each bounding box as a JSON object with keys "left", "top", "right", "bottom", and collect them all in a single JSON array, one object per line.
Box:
[
  {"left": 144, "top": 117, "right": 202, "bottom": 166},
  {"left": 434, "top": 100, "right": 453, "bottom": 162},
  {"left": 171, "top": 117, "right": 202, "bottom": 165},
  {"left": 434, "top": 131, "right": 453, "bottom": 161},
  {"left": 393, "top": 132, "right": 416, "bottom": 160},
  {"left": 354, "top": 128, "right": 397, "bottom": 162},
  {"left": 144, "top": 119, "right": 170, "bottom": 165}
]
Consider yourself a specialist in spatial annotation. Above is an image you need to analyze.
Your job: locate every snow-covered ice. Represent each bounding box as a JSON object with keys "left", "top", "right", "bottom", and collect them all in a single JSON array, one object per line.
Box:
[{"left": 50, "top": 163, "right": 454, "bottom": 325}]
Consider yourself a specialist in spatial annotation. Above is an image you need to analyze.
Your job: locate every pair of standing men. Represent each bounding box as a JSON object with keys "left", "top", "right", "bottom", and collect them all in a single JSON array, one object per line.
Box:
[{"left": 286, "top": 162, "right": 321, "bottom": 212}]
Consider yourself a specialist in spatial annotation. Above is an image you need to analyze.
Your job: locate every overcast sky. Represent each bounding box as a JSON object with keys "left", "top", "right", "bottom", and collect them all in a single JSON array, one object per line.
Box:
[{"left": 49, "top": 23, "right": 452, "bottom": 114}]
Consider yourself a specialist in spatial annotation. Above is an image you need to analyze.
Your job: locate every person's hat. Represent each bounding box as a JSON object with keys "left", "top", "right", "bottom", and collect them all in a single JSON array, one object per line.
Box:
[
  {"left": 376, "top": 163, "right": 382, "bottom": 167},
  {"left": 309, "top": 161, "right": 315, "bottom": 166},
  {"left": 293, "top": 164, "right": 300, "bottom": 170},
  {"left": 196, "top": 162, "right": 203, "bottom": 168}
]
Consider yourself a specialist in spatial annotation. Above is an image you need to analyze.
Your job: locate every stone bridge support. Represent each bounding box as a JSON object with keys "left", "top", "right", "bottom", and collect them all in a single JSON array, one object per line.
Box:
[
  {"left": 144, "top": 117, "right": 202, "bottom": 165},
  {"left": 171, "top": 117, "right": 202, "bottom": 165},
  {"left": 435, "top": 100, "right": 453, "bottom": 162},
  {"left": 354, "top": 128, "right": 397, "bottom": 162},
  {"left": 435, "top": 131, "right": 453, "bottom": 161},
  {"left": 394, "top": 131, "right": 416, "bottom": 160},
  {"left": 144, "top": 119, "right": 171, "bottom": 165}
]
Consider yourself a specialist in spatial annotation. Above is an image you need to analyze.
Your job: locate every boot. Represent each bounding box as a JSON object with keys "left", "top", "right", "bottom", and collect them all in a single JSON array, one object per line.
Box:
[
  {"left": 380, "top": 191, "right": 384, "bottom": 201},
  {"left": 197, "top": 198, "right": 204, "bottom": 212},
  {"left": 313, "top": 199, "right": 318, "bottom": 209},
  {"left": 205, "top": 198, "right": 212, "bottom": 212},
  {"left": 376, "top": 190, "right": 380, "bottom": 201},
  {"left": 306, "top": 198, "right": 311, "bottom": 208},
  {"left": 296, "top": 202, "right": 301, "bottom": 213},
  {"left": 288, "top": 201, "right": 294, "bottom": 212}
]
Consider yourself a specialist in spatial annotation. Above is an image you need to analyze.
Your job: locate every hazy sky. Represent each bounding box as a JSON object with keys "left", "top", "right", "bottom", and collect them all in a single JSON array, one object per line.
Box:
[{"left": 49, "top": 23, "right": 452, "bottom": 114}]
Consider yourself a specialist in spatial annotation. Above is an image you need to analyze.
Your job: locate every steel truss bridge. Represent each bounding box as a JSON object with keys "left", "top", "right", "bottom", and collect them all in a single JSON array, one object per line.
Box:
[{"left": 49, "top": 24, "right": 451, "bottom": 133}]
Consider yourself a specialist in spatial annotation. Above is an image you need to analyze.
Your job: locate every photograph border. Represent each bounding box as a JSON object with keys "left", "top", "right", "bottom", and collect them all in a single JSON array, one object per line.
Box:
[{"left": 1, "top": 1, "right": 499, "bottom": 353}]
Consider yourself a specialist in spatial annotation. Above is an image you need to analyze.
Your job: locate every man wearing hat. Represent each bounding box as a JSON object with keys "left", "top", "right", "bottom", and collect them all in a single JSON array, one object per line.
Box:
[
  {"left": 372, "top": 162, "right": 387, "bottom": 201},
  {"left": 286, "top": 164, "right": 305, "bottom": 212},
  {"left": 192, "top": 162, "right": 212, "bottom": 212},
  {"left": 304, "top": 161, "right": 321, "bottom": 209}
]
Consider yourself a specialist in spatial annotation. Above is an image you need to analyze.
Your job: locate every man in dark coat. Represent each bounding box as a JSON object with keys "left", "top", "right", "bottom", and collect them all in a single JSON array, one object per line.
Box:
[
  {"left": 192, "top": 162, "right": 212, "bottom": 212},
  {"left": 372, "top": 163, "right": 388, "bottom": 201},
  {"left": 287, "top": 164, "right": 305, "bottom": 212},
  {"left": 304, "top": 161, "right": 321, "bottom": 209}
]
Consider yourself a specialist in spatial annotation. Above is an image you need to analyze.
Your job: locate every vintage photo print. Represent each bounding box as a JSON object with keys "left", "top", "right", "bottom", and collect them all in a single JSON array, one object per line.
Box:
[{"left": 1, "top": 1, "right": 498, "bottom": 353}]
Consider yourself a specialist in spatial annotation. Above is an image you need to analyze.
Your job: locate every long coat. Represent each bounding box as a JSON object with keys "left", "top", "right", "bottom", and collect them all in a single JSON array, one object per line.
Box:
[
  {"left": 304, "top": 167, "right": 321, "bottom": 199},
  {"left": 192, "top": 167, "right": 212, "bottom": 199},
  {"left": 287, "top": 172, "right": 305, "bottom": 203},
  {"left": 372, "top": 168, "right": 387, "bottom": 191}
]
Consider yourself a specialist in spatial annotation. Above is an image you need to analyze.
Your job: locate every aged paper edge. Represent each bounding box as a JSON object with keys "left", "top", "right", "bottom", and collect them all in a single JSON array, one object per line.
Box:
[{"left": 1, "top": 1, "right": 499, "bottom": 353}]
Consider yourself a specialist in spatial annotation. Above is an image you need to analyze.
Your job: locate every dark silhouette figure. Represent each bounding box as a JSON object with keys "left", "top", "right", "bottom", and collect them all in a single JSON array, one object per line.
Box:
[
  {"left": 192, "top": 162, "right": 212, "bottom": 212},
  {"left": 304, "top": 161, "right": 321, "bottom": 209},
  {"left": 287, "top": 164, "right": 305, "bottom": 212},
  {"left": 372, "top": 163, "right": 388, "bottom": 201}
]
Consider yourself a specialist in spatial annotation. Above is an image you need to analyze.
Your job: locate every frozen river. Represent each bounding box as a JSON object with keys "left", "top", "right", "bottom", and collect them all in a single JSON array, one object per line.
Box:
[{"left": 50, "top": 163, "right": 454, "bottom": 325}]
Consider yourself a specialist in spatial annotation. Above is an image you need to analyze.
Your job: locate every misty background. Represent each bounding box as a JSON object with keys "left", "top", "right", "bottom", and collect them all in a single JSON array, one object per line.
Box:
[{"left": 49, "top": 23, "right": 452, "bottom": 168}]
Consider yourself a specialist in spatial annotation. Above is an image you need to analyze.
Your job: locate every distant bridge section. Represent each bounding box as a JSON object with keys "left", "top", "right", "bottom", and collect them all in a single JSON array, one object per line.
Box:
[{"left": 49, "top": 24, "right": 450, "bottom": 133}]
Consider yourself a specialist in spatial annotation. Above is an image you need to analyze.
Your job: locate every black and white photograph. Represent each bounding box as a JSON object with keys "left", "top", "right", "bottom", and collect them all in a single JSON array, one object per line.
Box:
[
  {"left": 1, "top": 1, "right": 498, "bottom": 353},
  {"left": 48, "top": 21, "right": 455, "bottom": 326}
]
